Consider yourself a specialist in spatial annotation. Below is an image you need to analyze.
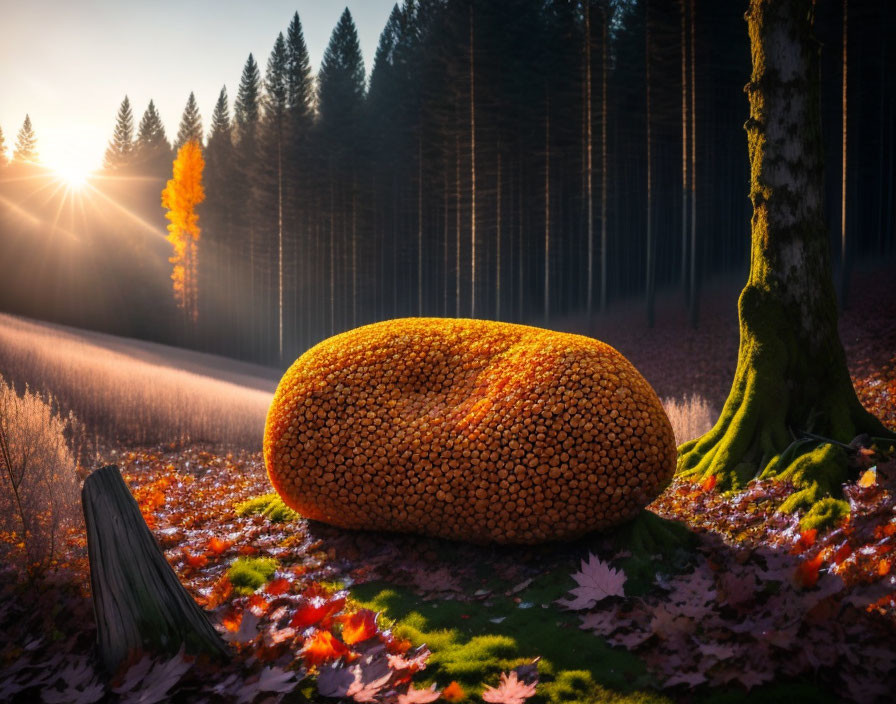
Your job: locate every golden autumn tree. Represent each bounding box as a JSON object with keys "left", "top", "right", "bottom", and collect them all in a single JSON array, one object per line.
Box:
[{"left": 161, "top": 140, "right": 205, "bottom": 322}]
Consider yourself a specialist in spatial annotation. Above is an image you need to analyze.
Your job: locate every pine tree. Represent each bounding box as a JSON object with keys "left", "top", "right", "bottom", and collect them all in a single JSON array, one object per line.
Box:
[
  {"left": 285, "top": 12, "right": 314, "bottom": 352},
  {"left": 13, "top": 115, "right": 37, "bottom": 163},
  {"left": 203, "top": 86, "right": 235, "bottom": 349},
  {"left": 104, "top": 96, "right": 135, "bottom": 170},
  {"left": 175, "top": 92, "right": 203, "bottom": 150},
  {"left": 318, "top": 8, "right": 367, "bottom": 335},
  {"left": 263, "top": 33, "right": 289, "bottom": 360},
  {"left": 0, "top": 125, "right": 7, "bottom": 168},
  {"left": 234, "top": 53, "right": 262, "bottom": 357},
  {"left": 235, "top": 55, "right": 262, "bottom": 149},
  {"left": 318, "top": 9, "right": 366, "bottom": 141},
  {"left": 135, "top": 100, "right": 172, "bottom": 172},
  {"left": 207, "top": 88, "right": 233, "bottom": 153},
  {"left": 286, "top": 13, "right": 313, "bottom": 124}
]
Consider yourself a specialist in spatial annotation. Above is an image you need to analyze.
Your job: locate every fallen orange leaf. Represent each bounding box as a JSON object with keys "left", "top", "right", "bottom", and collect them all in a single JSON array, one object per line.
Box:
[
  {"left": 221, "top": 608, "right": 242, "bottom": 633},
  {"left": 792, "top": 528, "right": 817, "bottom": 554},
  {"left": 857, "top": 468, "right": 877, "bottom": 488},
  {"left": 302, "top": 629, "right": 349, "bottom": 667},
  {"left": 383, "top": 634, "right": 412, "bottom": 655},
  {"left": 207, "top": 536, "right": 234, "bottom": 556},
  {"left": 701, "top": 475, "right": 717, "bottom": 492},
  {"left": 442, "top": 681, "right": 466, "bottom": 702},
  {"left": 183, "top": 550, "right": 208, "bottom": 569},
  {"left": 338, "top": 609, "right": 378, "bottom": 645},
  {"left": 248, "top": 594, "right": 270, "bottom": 614}
]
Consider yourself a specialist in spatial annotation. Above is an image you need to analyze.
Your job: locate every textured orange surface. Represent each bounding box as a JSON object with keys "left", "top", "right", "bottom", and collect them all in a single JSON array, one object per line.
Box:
[{"left": 264, "top": 318, "right": 676, "bottom": 544}]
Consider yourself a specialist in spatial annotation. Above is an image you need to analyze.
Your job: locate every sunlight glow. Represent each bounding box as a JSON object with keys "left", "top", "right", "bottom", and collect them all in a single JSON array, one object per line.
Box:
[{"left": 52, "top": 161, "right": 91, "bottom": 189}]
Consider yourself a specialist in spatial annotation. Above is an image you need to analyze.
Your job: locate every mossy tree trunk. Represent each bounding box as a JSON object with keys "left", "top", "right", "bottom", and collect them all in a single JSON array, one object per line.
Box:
[{"left": 677, "top": 0, "right": 893, "bottom": 512}]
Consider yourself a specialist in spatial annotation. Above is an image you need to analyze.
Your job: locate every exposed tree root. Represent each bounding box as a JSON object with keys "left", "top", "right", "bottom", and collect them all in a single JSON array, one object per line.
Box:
[{"left": 675, "top": 286, "right": 895, "bottom": 520}]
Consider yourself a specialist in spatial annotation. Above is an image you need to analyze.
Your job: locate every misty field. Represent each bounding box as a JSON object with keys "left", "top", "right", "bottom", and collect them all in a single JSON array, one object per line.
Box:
[
  {"left": 0, "top": 312, "right": 715, "bottom": 451},
  {"left": 0, "top": 313, "right": 276, "bottom": 449}
]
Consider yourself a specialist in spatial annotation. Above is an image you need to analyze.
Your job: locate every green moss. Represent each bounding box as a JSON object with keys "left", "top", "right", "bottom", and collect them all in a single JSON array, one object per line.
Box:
[
  {"left": 235, "top": 493, "right": 299, "bottom": 523},
  {"left": 766, "top": 444, "right": 849, "bottom": 515},
  {"left": 351, "top": 578, "right": 664, "bottom": 703},
  {"left": 227, "top": 557, "right": 278, "bottom": 595},
  {"left": 350, "top": 575, "right": 831, "bottom": 704},
  {"left": 799, "top": 498, "right": 850, "bottom": 532},
  {"left": 539, "top": 670, "right": 668, "bottom": 704}
]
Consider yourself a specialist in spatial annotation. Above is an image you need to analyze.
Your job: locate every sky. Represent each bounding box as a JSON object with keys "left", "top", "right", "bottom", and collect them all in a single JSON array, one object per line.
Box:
[{"left": 0, "top": 0, "right": 396, "bottom": 175}]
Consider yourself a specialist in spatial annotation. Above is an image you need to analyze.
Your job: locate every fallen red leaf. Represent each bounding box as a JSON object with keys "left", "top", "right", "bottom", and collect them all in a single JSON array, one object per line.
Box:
[
  {"left": 337, "top": 609, "right": 378, "bottom": 645},
  {"left": 832, "top": 542, "right": 853, "bottom": 564},
  {"left": 795, "top": 553, "right": 824, "bottom": 589},
  {"left": 701, "top": 475, "right": 717, "bottom": 492},
  {"left": 792, "top": 529, "right": 817, "bottom": 554},
  {"left": 247, "top": 594, "right": 270, "bottom": 614},
  {"left": 290, "top": 597, "right": 346, "bottom": 630},
  {"left": 265, "top": 577, "right": 292, "bottom": 596},
  {"left": 302, "top": 630, "right": 349, "bottom": 667}
]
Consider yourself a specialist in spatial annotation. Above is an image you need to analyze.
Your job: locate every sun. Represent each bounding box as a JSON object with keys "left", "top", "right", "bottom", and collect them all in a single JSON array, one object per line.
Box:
[{"left": 52, "top": 161, "right": 91, "bottom": 190}]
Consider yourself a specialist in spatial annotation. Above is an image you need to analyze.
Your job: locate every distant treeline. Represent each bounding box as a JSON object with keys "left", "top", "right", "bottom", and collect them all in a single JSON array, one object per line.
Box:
[{"left": 0, "top": 0, "right": 894, "bottom": 367}]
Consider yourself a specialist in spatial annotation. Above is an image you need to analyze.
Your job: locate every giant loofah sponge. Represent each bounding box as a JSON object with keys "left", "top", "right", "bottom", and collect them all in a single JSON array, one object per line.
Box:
[{"left": 264, "top": 318, "right": 675, "bottom": 544}]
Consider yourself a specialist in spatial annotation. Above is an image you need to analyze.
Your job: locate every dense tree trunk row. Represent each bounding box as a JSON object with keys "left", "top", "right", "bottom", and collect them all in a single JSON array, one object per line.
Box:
[{"left": 1, "top": 0, "right": 893, "bottom": 367}]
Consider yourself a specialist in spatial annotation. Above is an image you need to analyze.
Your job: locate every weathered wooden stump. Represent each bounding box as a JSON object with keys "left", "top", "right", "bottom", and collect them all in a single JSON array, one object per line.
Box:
[{"left": 82, "top": 465, "right": 228, "bottom": 672}]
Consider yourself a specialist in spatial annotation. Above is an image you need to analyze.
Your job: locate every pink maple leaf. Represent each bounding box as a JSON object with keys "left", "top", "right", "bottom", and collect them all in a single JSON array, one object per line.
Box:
[
  {"left": 346, "top": 671, "right": 393, "bottom": 703},
  {"left": 557, "top": 553, "right": 626, "bottom": 610},
  {"left": 482, "top": 671, "right": 537, "bottom": 704},
  {"left": 396, "top": 683, "right": 441, "bottom": 703}
]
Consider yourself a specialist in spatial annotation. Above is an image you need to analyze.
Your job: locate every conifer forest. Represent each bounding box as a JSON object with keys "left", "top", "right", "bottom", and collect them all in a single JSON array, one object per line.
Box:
[
  {"left": 1, "top": 0, "right": 892, "bottom": 365},
  {"left": 1, "top": 1, "right": 896, "bottom": 702}
]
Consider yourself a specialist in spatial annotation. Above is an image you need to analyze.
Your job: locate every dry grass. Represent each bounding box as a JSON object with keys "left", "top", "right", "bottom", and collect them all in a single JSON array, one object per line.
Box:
[
  {"left": 0, "top": 376, "right": 80, "bottom": 571},
  {"left": 662, "top": 394, "right": 717, "bottom": 445},
  {"left": 0, "top": 314, "right": 275, "bottom": 449}
]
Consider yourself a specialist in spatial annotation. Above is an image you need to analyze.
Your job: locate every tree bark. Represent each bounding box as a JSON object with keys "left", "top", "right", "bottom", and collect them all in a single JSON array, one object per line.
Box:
[
  {"left": 680, "top": 0, "right": 689, "bottom": 300},
  {"left": 544, "top": 89, "right": 551, "bottom": 324},
  {"left": 688, "top": 0, "right": 698, "bottom": 328},
  {"left": 83, "top": 466, "right": 227, "bottom": 673},
  {"left": 645, "top": 0, "right": 655, "bottom": 329},
  {"left": 469, "top": 5, "right": 477, "bottom": 319},
  {"left": 585, "top": 1, "right": 594, "bottom": 319},
  {"left": 600, "top": 4, "right": 608, "bottom": 313},
  {"left": 839, "top": 0, "right": 849, "bottom": 308},
  {"left": 677, "top": 0, "right": 893, "bottom": 510}
]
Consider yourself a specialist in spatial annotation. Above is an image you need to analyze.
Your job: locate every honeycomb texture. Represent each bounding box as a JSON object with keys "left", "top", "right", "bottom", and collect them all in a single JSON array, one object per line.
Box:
[{"left": 264, "top": 318, "right": 676, "bottom": 544}]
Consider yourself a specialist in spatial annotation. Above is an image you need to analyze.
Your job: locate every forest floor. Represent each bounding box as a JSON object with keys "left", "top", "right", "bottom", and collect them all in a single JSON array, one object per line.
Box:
[{"left": 1, "top": 264, "right": 895, "bottom": 703}]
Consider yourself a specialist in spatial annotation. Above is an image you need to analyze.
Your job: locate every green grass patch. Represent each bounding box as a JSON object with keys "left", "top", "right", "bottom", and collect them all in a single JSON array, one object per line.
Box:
[
  {"left": 227, "top": 556, "right": 278, "bottom": 595},
  {"left": 235, "top": 493, "right": 299, "bottom": 523}
]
